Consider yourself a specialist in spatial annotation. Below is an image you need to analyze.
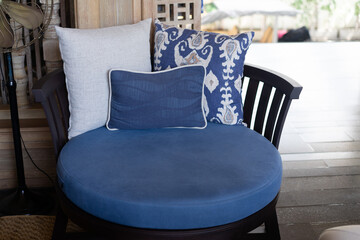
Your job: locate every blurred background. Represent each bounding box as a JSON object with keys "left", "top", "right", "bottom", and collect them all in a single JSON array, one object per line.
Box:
[{"left": 201, "top": 0, "right": 360, "bottom": 42}]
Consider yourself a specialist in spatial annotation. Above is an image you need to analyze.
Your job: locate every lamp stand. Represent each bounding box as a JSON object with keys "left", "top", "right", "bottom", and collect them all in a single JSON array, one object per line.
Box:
[{"left": 0, "top": 52, "right": 53, "bottom": 215}]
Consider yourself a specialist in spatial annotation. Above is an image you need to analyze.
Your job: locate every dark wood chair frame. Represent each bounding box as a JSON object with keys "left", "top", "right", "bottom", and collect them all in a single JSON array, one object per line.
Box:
[{"left": 33, "top": 63, "right": 302, "bottom": 240}]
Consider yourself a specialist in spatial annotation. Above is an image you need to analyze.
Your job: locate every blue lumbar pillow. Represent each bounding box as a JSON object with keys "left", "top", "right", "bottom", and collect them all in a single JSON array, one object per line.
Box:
[
  {"left": 106, "top": 65, "right": 207, "bottom": 130},
  {"left": 154, "top": 19, "right": 254, "bottom": 126}
]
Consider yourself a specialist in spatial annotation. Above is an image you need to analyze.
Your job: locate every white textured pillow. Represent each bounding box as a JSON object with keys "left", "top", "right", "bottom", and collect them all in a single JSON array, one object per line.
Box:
[{"left": 56, "top": 19, "right": 152, "bottom": 139}]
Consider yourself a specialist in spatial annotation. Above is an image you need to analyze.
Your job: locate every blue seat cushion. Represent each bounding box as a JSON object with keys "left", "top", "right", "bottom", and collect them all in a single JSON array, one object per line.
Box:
[{"left": 57, "top": 123, "right": 282, "bottom": 230}]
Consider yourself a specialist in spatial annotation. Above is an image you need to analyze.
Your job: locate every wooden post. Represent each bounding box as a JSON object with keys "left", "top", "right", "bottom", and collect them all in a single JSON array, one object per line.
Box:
[
  {"left": 11, "top": 20, "right": 29, "bottom": 108},
  {"left": 0, "top": 52, "right": 7, "bottom": 104},
  {"left": 22, "top": 0, "right": 34, "bottom": 102},
  {"left": 41, "top": 0, "right": 63, "bottom": 73},
  {"left": 33, "top": 0, "right": 42, "bottom": 81}
]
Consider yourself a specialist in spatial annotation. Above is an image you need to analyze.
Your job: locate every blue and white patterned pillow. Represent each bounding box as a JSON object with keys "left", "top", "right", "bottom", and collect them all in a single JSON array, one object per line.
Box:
[{"left": 154, "top": 19, "right": 254, "bottom": 125}]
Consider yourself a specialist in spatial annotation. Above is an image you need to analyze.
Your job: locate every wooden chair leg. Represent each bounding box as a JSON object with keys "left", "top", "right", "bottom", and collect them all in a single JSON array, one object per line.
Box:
[
  {"left": 265, "top": 209, "right": 281, "bottom": 240},
  {"left": 52, "top": 208, "right": 68, "bottom": 240}
]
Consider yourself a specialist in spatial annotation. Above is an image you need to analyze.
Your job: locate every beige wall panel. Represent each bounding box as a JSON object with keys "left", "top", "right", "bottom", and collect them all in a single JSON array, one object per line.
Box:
[
  {"left": 133, "top": 0, "right": 142, "bottom": 23},
  {"left": 75, "top": 0, "right": 138, "bottom": 28},
  {"left": 114, "top": 0, "right": 134, "bottom": 25},
  {"left": 142, "top": 0, "right": 154, "bottom": 20},
  {"left": 75, "top": 0, "right": 100, "bottom": 29},
  {"left": 99, "top": 0, "right": 117, "bottom": 27}
]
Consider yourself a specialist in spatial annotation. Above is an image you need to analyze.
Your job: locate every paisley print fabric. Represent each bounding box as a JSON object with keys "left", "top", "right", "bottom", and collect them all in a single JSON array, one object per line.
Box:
[{"left": 154, "top": 19, "right": 254, "bottom": 125}]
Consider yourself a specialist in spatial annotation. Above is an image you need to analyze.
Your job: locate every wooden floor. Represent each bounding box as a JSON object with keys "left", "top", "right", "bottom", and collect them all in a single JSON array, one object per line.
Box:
[
  {"left": 247, "top": 42, "right": 360, "bottom": 239},
  {"left": 0, "top": 104, "right": 55, "bottom": 189}
]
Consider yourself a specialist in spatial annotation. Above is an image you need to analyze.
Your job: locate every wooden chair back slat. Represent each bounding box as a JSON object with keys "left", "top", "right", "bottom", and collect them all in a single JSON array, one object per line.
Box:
[
  {"left": 263, "top": 90, "right": 284, "bottom": 143},
  {"left": 253, "top": 83, "right": 272, "bottom": 135},
  {"left": 272, "top": 97, "right": 293, "bottom": 149},
  {"left": 243, "top": 78, "right": 259, "bottom": 127},
  {"left": 55, "top": 84, "right": 70, "bottom": 131},
  {"left": 33, "top": 69, "right": 69, "bottom": 158},
  {"left": 40, "top": 99, "right": 61, "bottom": 156},
  {"left": 47, "top": 94, "right": 68, "bottom": 157}
]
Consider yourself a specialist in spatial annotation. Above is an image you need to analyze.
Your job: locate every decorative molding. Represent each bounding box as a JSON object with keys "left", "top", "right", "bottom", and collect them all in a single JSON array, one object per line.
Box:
[
  {"left": 142, "top": 0, "right": 201, "bottom": 30},
  {"left": 155, "top": 0, "right": 201, "bottom": 30}
]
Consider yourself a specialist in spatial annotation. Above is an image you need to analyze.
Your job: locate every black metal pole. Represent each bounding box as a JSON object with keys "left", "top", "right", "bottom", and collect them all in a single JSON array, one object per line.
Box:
[
  {"left": 0, "top": 52, "right": 54, "bottom": 216},
  {"left": 5, "top": 52, "right": 26, "bottom": 190}
]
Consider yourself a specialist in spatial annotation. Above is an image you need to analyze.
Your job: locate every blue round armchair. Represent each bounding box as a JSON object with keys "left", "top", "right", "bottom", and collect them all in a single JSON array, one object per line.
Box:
[{"left": 33, "top": 64, "right": 302, "bottom": 239}]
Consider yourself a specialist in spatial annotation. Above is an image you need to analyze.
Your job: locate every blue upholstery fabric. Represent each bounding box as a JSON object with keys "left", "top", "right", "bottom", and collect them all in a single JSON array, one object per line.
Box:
[
  {"left": 57, "top": 123, "right": 282, "bottom": 230},
  {"left": 107, "top": 65, "right": 207, "bottom": 130},
  {"left": 154, "top": 19, "right": 254, "bottom": 125}
]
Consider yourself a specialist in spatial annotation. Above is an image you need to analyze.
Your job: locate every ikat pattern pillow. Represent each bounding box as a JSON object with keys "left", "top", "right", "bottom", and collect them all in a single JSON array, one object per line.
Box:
[{"left": 154, "top": 19, "right": 254, "bottom": 125}]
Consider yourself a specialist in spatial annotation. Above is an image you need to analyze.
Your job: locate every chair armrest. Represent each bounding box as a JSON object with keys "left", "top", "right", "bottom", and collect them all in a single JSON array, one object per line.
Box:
[
  {"left": 33, "top": 69, "right": 69, "bottom": 158},
  {"left": 242, "top": 63, "right": 303, "bottom": 149},
  {"left": 244, "top": 63, "right": 302, "bottom": 100}
]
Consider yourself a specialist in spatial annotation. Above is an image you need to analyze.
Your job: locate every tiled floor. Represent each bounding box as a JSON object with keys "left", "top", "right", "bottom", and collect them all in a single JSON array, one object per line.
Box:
[{"left": 246, "top": 42, "right": 360, "bottom": 240}]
